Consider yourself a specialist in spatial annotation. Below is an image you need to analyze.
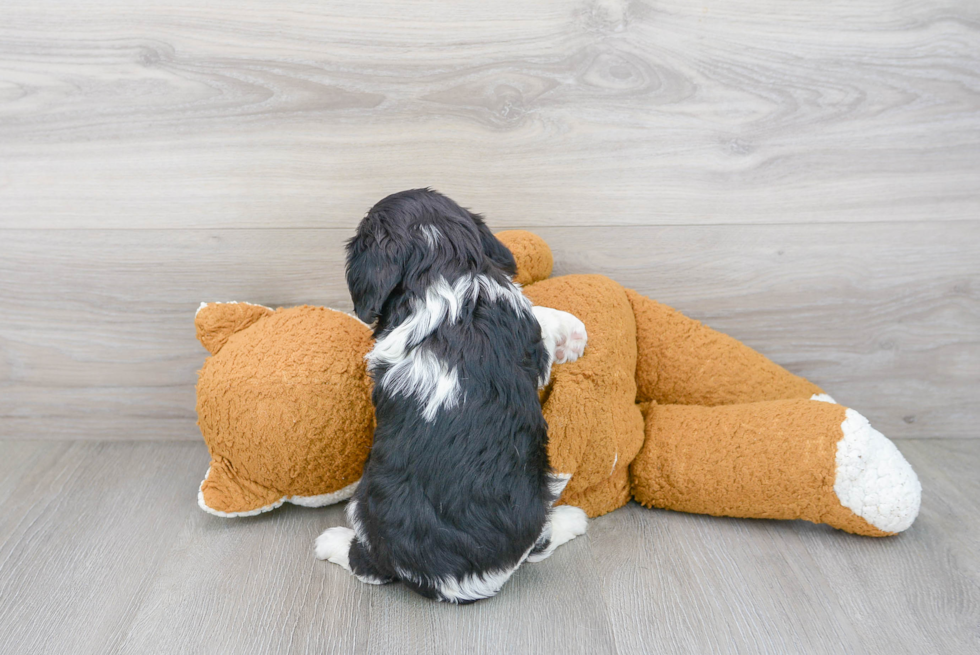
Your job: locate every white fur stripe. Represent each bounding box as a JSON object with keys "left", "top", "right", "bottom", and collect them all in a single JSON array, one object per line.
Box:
[
  {"left": 368, "top": 274, "right": 531, "bottom": 422},
  {"left": 394, "top": 546, "right": 534, "bottom": 604},
  {"left": 367, "top": 277, "right": 470, "bottom": 370},
  {"left": 418, "top": 224, "right": 443, "bottom": 246},
  {"left": 380, "top": 349, "right": 461, "bottom": 421}
]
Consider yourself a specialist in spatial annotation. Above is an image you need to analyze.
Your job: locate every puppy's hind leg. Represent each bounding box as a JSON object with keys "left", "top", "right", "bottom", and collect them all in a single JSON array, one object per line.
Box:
[
  {"left": 348, "top": 539, "right": 394, "bottom": 585},
  {"left": 527, "top": 505, "right": 588, "bottom": 563},
  {"left": 315, "top": 527, "right": 393, "bottom": 585}
]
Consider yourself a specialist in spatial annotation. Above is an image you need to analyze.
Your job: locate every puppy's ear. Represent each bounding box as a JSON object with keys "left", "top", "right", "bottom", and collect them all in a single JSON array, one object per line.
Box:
[
  {"left": 470, "top": 211, "right": 517, "bottom": 277},
  {"left": 346, "top": 224, "right": 406, "bottom": 325}
]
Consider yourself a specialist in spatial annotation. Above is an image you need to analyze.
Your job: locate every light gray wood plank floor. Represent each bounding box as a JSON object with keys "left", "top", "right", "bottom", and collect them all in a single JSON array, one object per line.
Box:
[{"left": 1, "top": 439, "right": 977, "bottom": 654}]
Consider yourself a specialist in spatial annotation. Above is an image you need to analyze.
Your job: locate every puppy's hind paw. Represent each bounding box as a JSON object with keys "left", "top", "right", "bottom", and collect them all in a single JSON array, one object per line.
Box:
[
  {"left": 549, "top": 505, "right": 588, "bottom": 547},
  {"left": 527, "top": 505, "right": 589, "bottom": 563},
  {"left": 315, "top": 526, "right": 355, "bottom": 570}
]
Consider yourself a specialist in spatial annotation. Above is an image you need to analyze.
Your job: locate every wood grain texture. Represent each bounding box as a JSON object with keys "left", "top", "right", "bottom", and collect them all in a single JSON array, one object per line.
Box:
[
  {"left": 0, "top": 439, "right": 977, "bottom": 654},
  {"left": 0, "top": 441, "right": 205, "bottom": 654},
  {"left": 2, "top": 222, "right": 976, "bottom": 439},
  {"left": 0, "top": 0, "right": 978, "bottom": 228},
  {"left": 2, "top": 3, "right": 977, "bottom": 649}
]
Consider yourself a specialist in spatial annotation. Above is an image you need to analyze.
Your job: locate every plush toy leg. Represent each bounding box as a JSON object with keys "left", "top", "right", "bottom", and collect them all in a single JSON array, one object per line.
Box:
[
  {"left": 630, "top": 400, "right": 921, "bottom": 536},
  {"left": 625, "top": 289, "right": 824, "bottom": 406}
]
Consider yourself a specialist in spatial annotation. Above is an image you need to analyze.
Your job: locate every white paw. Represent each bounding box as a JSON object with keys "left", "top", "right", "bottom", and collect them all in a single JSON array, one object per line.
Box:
[
  {"left": 834, "top": 409, "right": 921, "bottom": 533},
  {"left": 554, "top": 315, "right": 587, "bottom": 365},
  {"left": 532, "top": 306, "right": 588, "bottom": 365},
  {"left": 549, "top": 505, "right": 588, "bottom": 546},
  {"left": 315, "top": 526, "right": 355, "bottom": 570},
  {"left": 527, "top": 505, "right": 588, "bottom": 563}
]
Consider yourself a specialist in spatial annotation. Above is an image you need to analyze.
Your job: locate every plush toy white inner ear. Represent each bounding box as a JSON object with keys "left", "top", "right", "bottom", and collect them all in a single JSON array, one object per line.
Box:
[{"left": 833, "top": 409, "right": 921, "bottom": 533}]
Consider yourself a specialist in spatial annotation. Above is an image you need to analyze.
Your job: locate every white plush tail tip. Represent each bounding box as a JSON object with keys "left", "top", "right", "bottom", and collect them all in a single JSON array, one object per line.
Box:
[{"left": 834, "top": 409, "right": 922, "bottom": 533}]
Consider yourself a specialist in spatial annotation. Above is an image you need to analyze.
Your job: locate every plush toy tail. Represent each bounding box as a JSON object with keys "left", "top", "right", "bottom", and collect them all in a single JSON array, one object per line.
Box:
[
  {"left": 195, "top": 301, "right": 274, "bottom": 355},
  {"left": 630, "top": 399, "right": 921, "bottom": 536}
]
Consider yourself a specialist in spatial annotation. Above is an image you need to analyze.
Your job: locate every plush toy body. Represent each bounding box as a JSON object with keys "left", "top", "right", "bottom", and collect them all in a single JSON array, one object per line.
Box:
[{"left": 195, "top": 232, "right": 921, "bottom": 536}]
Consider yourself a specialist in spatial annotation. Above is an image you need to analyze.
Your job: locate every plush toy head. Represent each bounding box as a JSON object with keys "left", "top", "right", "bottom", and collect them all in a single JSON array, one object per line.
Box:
[{"left": 195, "top": 303, "right": 375, "bottom": 516}]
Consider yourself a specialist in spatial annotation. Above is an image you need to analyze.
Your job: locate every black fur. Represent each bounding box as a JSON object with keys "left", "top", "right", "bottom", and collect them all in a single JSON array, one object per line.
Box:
[
  {"left": 345, "top": 189, "right": 517, "bottom": 328},
  {"left": 343, "top": 188, "right": 555, "bottom": 603}
]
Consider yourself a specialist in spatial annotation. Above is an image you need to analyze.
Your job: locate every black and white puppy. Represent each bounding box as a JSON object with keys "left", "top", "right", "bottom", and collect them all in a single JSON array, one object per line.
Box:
[{"left": 315, "top": 188, "right": 588, "bottom": 603}]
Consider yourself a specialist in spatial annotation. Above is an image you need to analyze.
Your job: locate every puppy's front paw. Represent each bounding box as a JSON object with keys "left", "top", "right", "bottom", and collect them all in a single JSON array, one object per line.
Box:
[
  {"left": 531, "top": 306, "right": 589, "bottom": 368},
  {"left": 315, "top": 526, "right": 355, "bottom": 570},
  {"left": 554, "top": 314, "right": 587, "bottom": 364}
]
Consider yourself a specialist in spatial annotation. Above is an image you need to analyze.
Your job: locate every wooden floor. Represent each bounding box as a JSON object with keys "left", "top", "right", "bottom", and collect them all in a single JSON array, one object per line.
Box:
[{"left": 0, "top": 438, "right": 976, "bottom": 654}]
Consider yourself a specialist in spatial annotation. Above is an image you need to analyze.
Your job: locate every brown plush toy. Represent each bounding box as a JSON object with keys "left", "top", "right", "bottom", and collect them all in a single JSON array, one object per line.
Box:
[{"left": 195, "top": 231, "right": 921, "bottom": 536}]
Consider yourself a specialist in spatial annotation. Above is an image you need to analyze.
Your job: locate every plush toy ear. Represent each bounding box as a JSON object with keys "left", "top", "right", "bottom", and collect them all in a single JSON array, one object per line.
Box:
[
  {"left": 345, "top": 224, "right": 408, "bottom": 326},
  {"left": 195, "top": 302, "right": 274, "bottom": 355},
  {"left": 198, "top": 458, "right": 284, "bottom": 517},
  {"left": 494, "top": 230, "right": 553, "bottom": 286}
]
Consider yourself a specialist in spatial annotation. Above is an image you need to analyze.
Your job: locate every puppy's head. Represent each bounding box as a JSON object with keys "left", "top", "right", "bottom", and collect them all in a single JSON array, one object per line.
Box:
[{"left": 346, "top": 188, "right": 516, "bottom": 326}]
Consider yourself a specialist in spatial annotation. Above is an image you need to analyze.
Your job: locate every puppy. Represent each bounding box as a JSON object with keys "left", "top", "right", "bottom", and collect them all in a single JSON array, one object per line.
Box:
[{"left": 315, "top": 188, "right": 588, "bottom": 603}]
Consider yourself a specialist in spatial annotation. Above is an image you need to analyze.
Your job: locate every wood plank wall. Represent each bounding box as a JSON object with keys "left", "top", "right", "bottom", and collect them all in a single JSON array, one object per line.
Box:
[{"left": 1, "top": 1, "right": 978, "bottom": 440}]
